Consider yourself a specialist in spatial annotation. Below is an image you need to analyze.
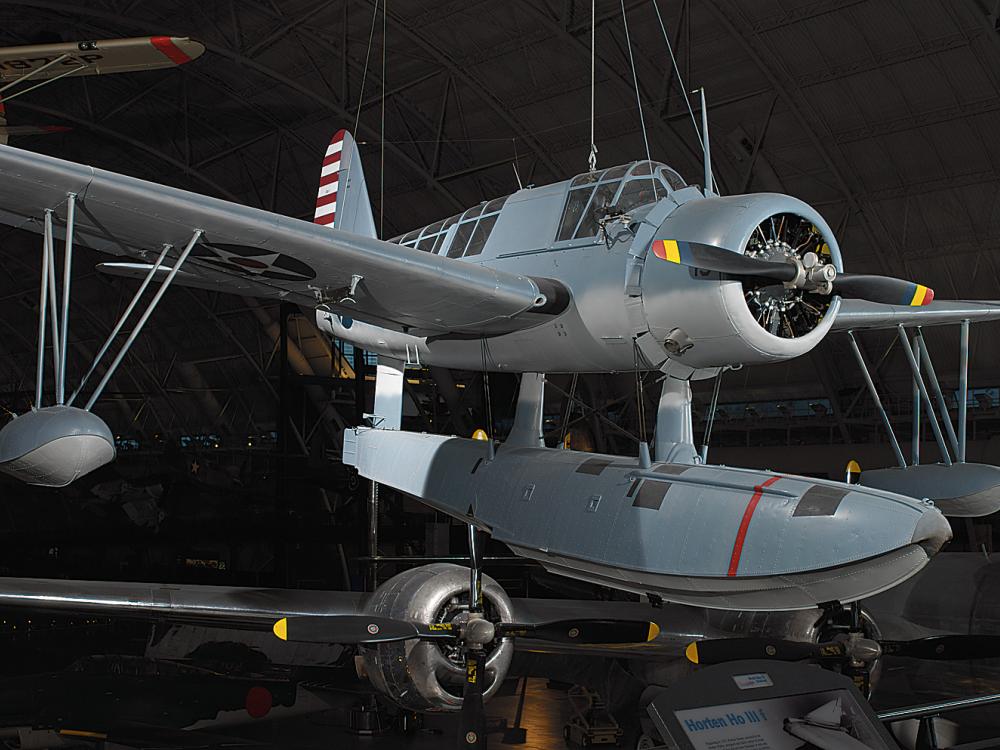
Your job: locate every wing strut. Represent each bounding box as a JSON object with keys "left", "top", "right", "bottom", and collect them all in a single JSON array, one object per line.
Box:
[{"left": 81, "top": 230, "right": 202, "bottom": 410}]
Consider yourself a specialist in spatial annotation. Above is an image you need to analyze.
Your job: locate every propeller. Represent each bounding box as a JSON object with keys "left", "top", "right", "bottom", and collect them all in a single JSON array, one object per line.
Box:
[
  {"left": 832, "top": 274, "right": 933, "bottom": 306},
  {"left": 652, "top": 238, "right": 934, "bottom": 307},
  {"left": 879, "top": 634, "right": 1000, "bottom": 661},
  {"left": 685, "top": 633, "right": 1000, "bottom": 666},
  {"left": 271, "top": 525, "right": 659, "bottom": 749},
  {"left": 272, "top": 614, "right": 660, "bottom": 647}
]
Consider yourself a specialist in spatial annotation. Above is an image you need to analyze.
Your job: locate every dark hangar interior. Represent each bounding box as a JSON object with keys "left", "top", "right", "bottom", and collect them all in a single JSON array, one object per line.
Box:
[{"left": 0, "top": 1, "right": 999, "bottom": 749}]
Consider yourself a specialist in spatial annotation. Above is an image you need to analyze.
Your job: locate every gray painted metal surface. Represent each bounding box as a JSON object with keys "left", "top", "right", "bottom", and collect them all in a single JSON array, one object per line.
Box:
[
  {"left": 860, "top": 463, "right": 1000, "bottom": 518},
  {"left": 343, "top": 426, "right": 951, "bottom": 611},
  {"left": 2, "top": 142, "right": 991, "bottom": 384},
  {"left": 0, "top": 405, "right": 114, "bottom": 486},
  {"left": 0, "top": 144, "right": 548, "bottom": 337},
  {"left": 833, "top": 300, "right": 1000, "bottom": 330}
]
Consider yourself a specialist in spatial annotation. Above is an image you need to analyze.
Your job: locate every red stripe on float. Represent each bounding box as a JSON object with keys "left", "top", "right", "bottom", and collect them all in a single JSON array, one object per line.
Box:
[
  {"left": 150, "top": 36, "right": 193, "bottom": 65},
  {"left": 315, "top": 191, "right": 337, "bottom": 208},
  {"left": 727, "top": 476, "right": 781, "bottom": 577}
]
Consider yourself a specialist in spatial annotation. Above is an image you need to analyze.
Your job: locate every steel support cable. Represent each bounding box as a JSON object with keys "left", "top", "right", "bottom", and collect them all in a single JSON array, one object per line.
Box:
[
  {"left": 380, "top": 0, "right": 387, "bottom": 238},
  {"left": 649, "top": 0, "right": 702, "bottom": 156},
  {"left": 352, "top": 0, "right": 381, "bottom": 137},
  {"left": 588, "top": 0, "right": 598, "bottom": 173},
  {"left": 620, "top": 0, "right": 656, "bottom": 195}
]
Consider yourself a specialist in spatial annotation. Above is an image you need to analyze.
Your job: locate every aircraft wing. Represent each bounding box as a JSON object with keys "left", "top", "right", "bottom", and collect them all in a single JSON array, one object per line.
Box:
[
  {"left": 0, "top": 144, "right": 559, "bottom": 336},
  {"left": 0, "top": 576, "right": 692, "bottom": 658},
  {"left": 832, "top": 300, "right": 1000, "bottom": 331},
  {"left": 0, "top": 37, "right": 204, "bottom": 81}
]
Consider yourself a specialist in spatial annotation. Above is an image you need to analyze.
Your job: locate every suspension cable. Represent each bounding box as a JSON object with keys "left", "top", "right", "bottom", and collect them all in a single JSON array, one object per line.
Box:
[
  {"left": 650, "top": 0, "right": 702, "bottom": 157},
  {"left": 379, "top": 0, "right": 387, "bottom": 238},
  {"left": 588, "top": 0, "right": 597, "bottom": 173},
  {"left": 620, "top": 0, "right": 659, "bottom": 199},
  {"left": 352, "top": 0, "right": 381, "bottom": 136}
]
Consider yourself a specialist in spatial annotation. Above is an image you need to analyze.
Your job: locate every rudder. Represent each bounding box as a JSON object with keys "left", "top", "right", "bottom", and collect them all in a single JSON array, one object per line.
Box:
[{"left": 314, "top": 129, "right": 377, "bottom": 239}]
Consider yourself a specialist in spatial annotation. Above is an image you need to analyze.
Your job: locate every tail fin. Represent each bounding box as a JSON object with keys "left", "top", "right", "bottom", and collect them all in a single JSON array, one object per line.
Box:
[
  {"left": 0, "top": 96, "right": 7, "bottom": 146},
  {"left": 314, "top": 129, "right": 377, "bottom": 239}
]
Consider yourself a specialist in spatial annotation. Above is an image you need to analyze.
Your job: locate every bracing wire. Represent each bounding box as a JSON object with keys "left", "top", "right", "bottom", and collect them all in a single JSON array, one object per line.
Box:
[
  {"left": 633, "top": 339, "right": 647, "bottom": 445},
  {"left": 480, "top": 340, "right": 494, "bottom": 440},
  {"left": 619, "top": 0, "right": 659, "bottom": 199},
  {"left": 352, "top": 0, "right": 380, "bottom": 136},
  {"left": 588, "top": 0, "right": 597, "bottom": 173}
]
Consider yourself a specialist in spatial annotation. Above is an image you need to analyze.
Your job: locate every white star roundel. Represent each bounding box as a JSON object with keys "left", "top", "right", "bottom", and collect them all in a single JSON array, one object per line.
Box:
[{"left": 193, "top": 242, "right": 317, "bottom": 282}]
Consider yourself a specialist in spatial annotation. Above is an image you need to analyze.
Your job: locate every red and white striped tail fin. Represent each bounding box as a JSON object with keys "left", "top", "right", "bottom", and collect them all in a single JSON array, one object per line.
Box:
[
  {"left": 313, "top": 129, "right": 377, "bottom": 239},
  {"left": 314, "top": 129, "right": 345, "bottom": 226}
]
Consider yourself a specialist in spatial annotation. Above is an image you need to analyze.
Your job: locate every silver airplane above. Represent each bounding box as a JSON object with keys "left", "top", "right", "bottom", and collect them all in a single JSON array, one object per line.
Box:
[{"left": 1, "top": 128, "right": 999, "bottom": 613}]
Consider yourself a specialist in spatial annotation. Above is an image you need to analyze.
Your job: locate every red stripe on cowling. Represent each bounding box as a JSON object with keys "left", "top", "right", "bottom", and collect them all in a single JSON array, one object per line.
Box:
[
  {"left": 315, "top": 191, "right": 337, "bottom": 208},
  {"left": 315, "top": 214, "right": 335, "bottom": 225},
  {"left": 150, "top": 36, "right": 193, "bottom": 65},
  {"left": 727, "top": 476, "right": 781, "bottom": 577}
]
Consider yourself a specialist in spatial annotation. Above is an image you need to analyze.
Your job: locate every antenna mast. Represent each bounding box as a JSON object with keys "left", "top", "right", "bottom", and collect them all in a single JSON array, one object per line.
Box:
[{"left": 699, "top": 87, "right": 714, "bottom": 196}]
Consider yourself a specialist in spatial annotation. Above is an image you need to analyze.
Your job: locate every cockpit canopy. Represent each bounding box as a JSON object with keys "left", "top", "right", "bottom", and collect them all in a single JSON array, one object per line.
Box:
[
  {"left": 387, "top": 160, "right": 685, "bottom": 255},
  {"left": 556, "top": 161, "right": 685, "bottom": 242}
]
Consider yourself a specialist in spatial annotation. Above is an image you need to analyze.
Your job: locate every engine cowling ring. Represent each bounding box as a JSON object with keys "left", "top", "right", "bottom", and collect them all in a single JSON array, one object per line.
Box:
[{"left": 362, "top": 563, "right": 515, "bottom": 711}]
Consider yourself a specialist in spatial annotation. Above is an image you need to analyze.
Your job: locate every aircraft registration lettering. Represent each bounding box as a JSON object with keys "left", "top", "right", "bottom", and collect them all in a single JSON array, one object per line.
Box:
[{"left": 0, "top": 54, "right": 102, "bottom": 72}]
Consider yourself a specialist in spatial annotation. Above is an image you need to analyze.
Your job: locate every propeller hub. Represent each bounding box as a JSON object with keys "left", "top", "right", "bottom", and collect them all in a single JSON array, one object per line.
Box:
[
  {"left": 463, "top": 615, "right": 497, "bottom": 650},
  {"left": 741, "top": 216, "right": 838, "bottom": 338}
]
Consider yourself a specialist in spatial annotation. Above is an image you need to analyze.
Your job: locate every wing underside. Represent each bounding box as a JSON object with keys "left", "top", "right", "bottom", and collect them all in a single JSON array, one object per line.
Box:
[
  {"left": 832, "top": 299, "right": 1000, "bottom": 331},
  {"left": 0, "top": 144, "right": 554, "bottom": 336}
]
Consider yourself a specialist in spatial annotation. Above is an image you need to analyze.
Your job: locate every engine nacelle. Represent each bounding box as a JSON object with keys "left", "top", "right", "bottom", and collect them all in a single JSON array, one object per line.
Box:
[
  {"left": 705, "top": 606, "right": 884, "bottom": 692},
  {"left": 361, "top": 563, "right": 514, "bottom": 712},
  {"left": 641, "top": 193, "right": 843, "bottom": 371}
]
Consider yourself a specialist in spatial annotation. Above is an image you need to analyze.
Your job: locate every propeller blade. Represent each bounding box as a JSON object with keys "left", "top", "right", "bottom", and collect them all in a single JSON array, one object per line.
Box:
[
  {"left": 272, "top": 615, "right": 454, "bottom": 645},
  {"left": 468, "top": 525, "right": 486, "bottom": 614},
  {"left": 458, "top": 651, "right": 487, "bottom": 749},
  {"left": 497, "top": 619, "right": 660, "bottom": 645},
  {"left": 652, "top": 239, "right": 799, "bottom": 282},
  {"left": 880, "top": 635, "right": 1000, "bottom": 661},
  {"left": 832, "top": 274, "right": 934, "bottom": 306},
  {"left": 685, "top": 637, "right": 846, "bottom": 665}
]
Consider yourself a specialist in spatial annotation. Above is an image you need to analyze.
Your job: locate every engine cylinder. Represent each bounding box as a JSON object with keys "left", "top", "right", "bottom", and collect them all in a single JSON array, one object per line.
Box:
[
  {"left": 642, "top": 193, "right": 843, "bottom": 370},
  {"left": 362, "top": 563, "right": 515, "bottom": 711}
]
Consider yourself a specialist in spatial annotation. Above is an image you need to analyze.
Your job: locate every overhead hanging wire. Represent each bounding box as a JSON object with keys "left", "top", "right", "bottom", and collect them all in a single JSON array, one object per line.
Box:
[
  {"left": 379, "top": 0, "right": 387, "bottom": 237},
  {"left": 588, "top": 0, "right": 597, "bottom": 173},
  {"left": 650, "top": 0, "right": 701, "bottom": 152},
  {"left": 352, "top": 0, "right": 381, "bottom": 136},
  {"left": 620, "top": 0, "right": 659, "bottom": 198}
]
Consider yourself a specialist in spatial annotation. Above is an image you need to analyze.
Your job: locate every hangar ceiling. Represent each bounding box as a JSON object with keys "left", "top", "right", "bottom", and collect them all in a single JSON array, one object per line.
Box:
[{"left": 2, "top": 0, "right": 1000, "bottom": 453}]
